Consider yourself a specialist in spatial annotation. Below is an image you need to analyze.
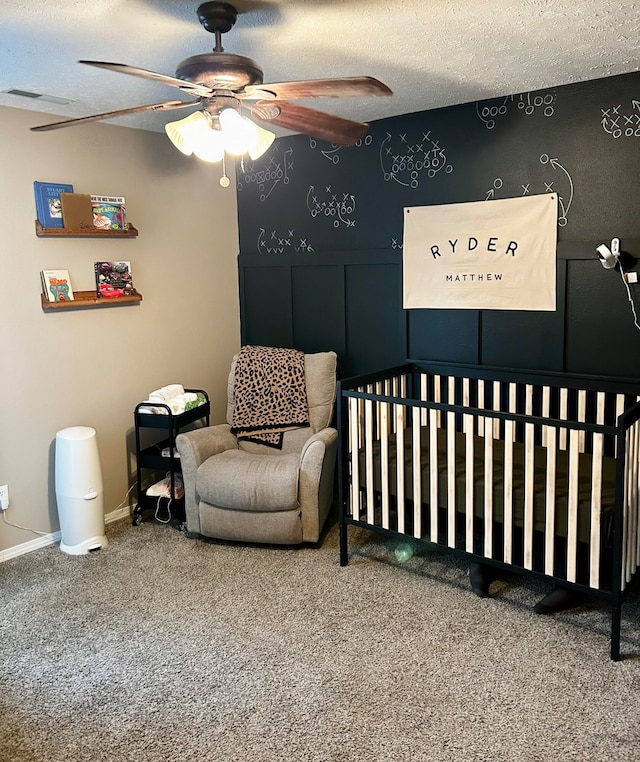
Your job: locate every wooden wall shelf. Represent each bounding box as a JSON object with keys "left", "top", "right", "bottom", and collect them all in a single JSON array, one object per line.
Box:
[
  {"left": 35, "top": 221, "right": 138, "bottom": 238},
  {"left": 41, "top": 290, "right": 143, "bottom": 312}
]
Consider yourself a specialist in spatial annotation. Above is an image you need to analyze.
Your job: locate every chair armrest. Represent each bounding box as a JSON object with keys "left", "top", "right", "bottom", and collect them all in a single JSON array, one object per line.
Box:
[
  {"left": 176, "top": 425, "right": 238, "bottom": 534},
  {"left": 298, "top": 427, "right": 338, "bottom": 542},
  {"left": 176, "top": 425, "right": 237, "bottom": 469}
]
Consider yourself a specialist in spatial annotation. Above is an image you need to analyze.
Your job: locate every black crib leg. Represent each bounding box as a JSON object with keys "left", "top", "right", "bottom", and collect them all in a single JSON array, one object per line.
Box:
[
  {"left": 340, "top": 521, "right": 349, "bottom": 566},
  {"left": 611, "top": 602, "right": 622, "bottom": 661}
]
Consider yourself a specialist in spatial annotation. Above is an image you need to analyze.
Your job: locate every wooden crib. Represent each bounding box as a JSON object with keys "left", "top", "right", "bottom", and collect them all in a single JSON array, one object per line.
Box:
[{"left": 337, "top": 361, "right": 640, "bottom": 660}]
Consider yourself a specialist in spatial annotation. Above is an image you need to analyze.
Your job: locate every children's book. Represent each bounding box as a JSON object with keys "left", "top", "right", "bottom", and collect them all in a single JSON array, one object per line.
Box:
[
  {"left": 59, "top": 192, "right": 94, "bottom": 230},
  {"left": 40, "top": 270, "right": 74, "bottom": 302},
  {"left": 34, "top": 181, "right": 74, "bottom": 228},
  {"left": 91, "top": 195, "right": 127, "bottom": 231},
  {"left": 94, "top": 261, "right": 134, "bottom": 298}
]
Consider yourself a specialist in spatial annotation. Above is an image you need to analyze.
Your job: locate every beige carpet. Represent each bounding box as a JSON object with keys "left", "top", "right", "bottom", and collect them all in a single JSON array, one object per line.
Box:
[{"left": 1, "top": 516, "right": 640, "bottom": 762}]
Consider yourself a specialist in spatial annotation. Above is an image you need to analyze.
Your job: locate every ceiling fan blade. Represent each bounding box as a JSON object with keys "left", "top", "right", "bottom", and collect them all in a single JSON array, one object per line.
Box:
[
  {"left": 30, "top": 100, "right": 198, "bottom": 132},
  {"left": 243, "top": 76, "right": 392, "bottom": 101},
  {"left": 79, "top": 60, "right": 214, "bottom": 98},
  {"left": 249, "top": 101, "right": 369, "bottom": 146}
]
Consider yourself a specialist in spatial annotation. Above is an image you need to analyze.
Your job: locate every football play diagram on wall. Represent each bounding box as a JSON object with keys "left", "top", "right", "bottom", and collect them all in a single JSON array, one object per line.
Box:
[
  {"left": 476, "top": 90, "right": 556, "bottom": 130},
  {"left": 257, "top": 227, "right": 316, "bottom": 255},
  {"left": 379, "top": 130, "right": 454, "bottom": 188},
  {"left": 237, "top": 146, "right": 294, "bottom": 201},
  {"left": 483, "top": 154, "right": 574, "bottom": 227},
  {"left": 601, "top": 101, "right": 640, "bottom": 138},
  {"left": 306, "top": 184, "right": 357, "bottom": 228}
]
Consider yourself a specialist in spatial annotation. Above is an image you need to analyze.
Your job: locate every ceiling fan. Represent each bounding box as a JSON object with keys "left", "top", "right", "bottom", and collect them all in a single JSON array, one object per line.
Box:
[{"left": 30, "top": 1, "right": 393, "bottom": 149}]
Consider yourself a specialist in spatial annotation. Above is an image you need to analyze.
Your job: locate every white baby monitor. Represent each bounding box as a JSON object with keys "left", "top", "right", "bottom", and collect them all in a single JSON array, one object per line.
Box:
[{"left": 597, "top": 238, "right": 620, "bottom": 270}]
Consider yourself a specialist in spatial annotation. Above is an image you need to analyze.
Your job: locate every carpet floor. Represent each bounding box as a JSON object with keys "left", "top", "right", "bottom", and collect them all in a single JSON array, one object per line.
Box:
[{"left": 1, "top": 515, "right": 640, "bottom": 761}]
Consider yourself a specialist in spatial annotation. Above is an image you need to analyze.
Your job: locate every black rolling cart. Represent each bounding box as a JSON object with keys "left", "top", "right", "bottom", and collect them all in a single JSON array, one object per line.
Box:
[{"left": 133, "top": 390, "right": 210, "bottom": 527}]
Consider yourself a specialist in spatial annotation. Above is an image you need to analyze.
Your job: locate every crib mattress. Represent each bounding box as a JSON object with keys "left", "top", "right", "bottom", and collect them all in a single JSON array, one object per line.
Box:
[{"left": 357, "top": 426, "right": 617, "bottom": 543}]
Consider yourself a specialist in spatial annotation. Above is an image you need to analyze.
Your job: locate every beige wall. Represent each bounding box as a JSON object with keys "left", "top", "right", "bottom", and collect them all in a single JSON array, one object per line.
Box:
[{"left": 0, "top": 105, "right": 241, "bottom": 555}]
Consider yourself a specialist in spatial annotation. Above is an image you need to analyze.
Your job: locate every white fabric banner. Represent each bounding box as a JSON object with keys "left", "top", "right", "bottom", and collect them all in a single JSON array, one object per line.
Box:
[{"left": 403, "top": 193, "right": 558, "bottom": 310}]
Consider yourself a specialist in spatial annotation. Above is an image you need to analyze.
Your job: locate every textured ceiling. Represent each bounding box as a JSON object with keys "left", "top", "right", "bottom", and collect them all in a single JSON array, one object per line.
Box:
[{"left": 1, "top": 0, "right": 639, "bottom": 135}]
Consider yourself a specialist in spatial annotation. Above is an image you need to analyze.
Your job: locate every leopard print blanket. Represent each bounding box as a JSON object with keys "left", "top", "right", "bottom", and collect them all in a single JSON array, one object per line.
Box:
[{"left": 230, "top": 345, "right": 309, "bottom": 449}]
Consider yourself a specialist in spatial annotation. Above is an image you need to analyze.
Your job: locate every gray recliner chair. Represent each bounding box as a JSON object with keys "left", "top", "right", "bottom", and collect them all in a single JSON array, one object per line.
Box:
[{"left": 176, "top": 350, "right": 338, "bottom": 544}]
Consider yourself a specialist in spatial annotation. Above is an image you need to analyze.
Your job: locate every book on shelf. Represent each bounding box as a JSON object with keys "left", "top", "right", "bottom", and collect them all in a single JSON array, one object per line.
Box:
[
  {"left": 33, "top": 181, "right": 74, "bottom": 228},
  {"left": 91, "top": 195, "right": 127, "bottom": 231},
  {"left": 94, "top": 261, "right": 134, "bottom": 298},
  {"left": 40, "top": 270, "right": 75, "bottom": 302},
  {"left": 59, "top": 192, "right": 95, "bottom": 230}
]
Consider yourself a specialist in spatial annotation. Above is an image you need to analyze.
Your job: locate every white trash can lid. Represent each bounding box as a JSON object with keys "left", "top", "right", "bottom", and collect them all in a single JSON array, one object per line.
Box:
[{"left": 56, "top": 426, "right": 96, "bottom": 441}]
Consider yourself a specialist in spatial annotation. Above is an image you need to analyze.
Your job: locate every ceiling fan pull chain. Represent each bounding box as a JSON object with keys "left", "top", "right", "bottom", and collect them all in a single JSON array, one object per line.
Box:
[{"left": 220, "top": 154, "right": 231, "bottom": 188}]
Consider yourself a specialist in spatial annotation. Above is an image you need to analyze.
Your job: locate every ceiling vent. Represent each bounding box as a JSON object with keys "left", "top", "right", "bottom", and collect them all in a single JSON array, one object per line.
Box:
[{"left": 3, "top": 88, "right": 73, "bottom": 105}]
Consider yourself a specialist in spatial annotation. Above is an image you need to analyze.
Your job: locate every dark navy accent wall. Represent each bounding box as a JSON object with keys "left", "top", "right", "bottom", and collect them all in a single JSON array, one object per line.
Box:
[{"left": 236, "top": 71, "right": 640, "bottom": 379}]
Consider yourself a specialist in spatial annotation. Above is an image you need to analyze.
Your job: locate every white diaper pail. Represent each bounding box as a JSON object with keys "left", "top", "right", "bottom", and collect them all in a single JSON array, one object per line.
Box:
[{"left": 55, "top": 426, "right": 108, "bottom": 555}]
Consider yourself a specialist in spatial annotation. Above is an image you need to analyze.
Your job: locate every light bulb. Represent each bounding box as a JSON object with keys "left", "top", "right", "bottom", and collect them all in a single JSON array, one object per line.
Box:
[
  {"left": 219, "top": 108, "right": 261, "bottom": 155},
  {"left": 193, "top": 130, "right": 226, "bottom": 163}
]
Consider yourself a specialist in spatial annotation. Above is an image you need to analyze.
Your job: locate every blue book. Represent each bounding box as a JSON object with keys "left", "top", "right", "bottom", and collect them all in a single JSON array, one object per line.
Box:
[{"left": 34, "top": 181, "right": 74, "bottom": 228}]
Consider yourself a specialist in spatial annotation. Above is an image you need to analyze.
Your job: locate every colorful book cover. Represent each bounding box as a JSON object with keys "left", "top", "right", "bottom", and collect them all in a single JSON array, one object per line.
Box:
[
  {"left": 34, "top": 181, "right": 74, "bottom": 228},
  {"left": 94, "top": 261, "right": 134, "bottom": 298},
  {"left": 41, "top": 270, "right": 74, "bottom": 302},
  {"left": 91, "top": 195, "right": 127, "bottom": 231}
]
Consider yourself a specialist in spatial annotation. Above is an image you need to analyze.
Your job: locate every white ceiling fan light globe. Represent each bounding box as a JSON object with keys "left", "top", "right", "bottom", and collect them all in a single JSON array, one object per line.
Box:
[
  {"left": 164, "top": 111, "right": 211, "bottom": 156},
  {"left": 248, "top": 123, "right": 276, "bottom": 160}
]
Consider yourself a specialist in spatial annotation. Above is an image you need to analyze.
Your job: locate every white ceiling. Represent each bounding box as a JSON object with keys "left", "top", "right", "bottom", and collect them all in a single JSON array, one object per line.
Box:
[{"left": 1, "top": 0, "right": 639, "bottom": 135}]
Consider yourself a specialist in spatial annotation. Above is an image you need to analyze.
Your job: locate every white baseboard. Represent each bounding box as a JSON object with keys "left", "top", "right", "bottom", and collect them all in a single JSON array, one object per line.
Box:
[{"left": 0, "top": 505, "right": 133, "bottom": 563}]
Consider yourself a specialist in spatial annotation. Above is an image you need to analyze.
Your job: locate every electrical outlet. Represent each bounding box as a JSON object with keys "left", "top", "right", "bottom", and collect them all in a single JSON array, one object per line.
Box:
[{"left": 0, "top": 484, "right": 8, "bottom": 511}]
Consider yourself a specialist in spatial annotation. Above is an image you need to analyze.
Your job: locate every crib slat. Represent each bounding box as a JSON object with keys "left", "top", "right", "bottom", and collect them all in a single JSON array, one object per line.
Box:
[
  {"left": 429, "top": 408, "right": 439, "bottom": 542},
  {"left": 503, "top": 419, "right": 515, "bottom": 565},
  {"left": 465, "top": 412, "right": 474, "bottom": 553},
  {"left": 544, "top": 425, "right": 557, "bottom": 577},
  {"left": 433, "top": 375, "right": 442, "bottom": 428},
  {"left": 507, "top": 383, "right": 517, "bottom": 443},
  {"left": 395, "top": 404, "right": 406, "bottom": 534},
  {"left": 589, "top": 392, "right": 605, "bottom": 589},
  {"left": 524, "top": 388, "right": 535, "bottom": 570},
  {"left": 559, "top": 387, "right": 568, "bottom": 450},
  {"left": 636, "top": 421, "right": 640, "bottom": 573},
  {"left": 447, "top": 409, "right": 456, "bottom": 548},
  {"left": 615, "top": 394, "right": 625, "bottom": 457},
  {"left": 542, "top": 386, "right": 551, "bottom": 448},
  {"left": 484, "top": 416, "right": 494, "bottom": 558},
  {"left": 625, "top": 427, "right": 637, "bottom": 583},
  {"left": 628, "top": 424, "right": 639, "bottom": 579},
  {"left": 412, "top": 413, "right": 422, "bottom": 539},
  {"left": 635, "top": 421, "right": 640, "bottom": 572},
  {"left": 348, "top": 397, "right": 360, "bottom": 520},
  {"left": 462, "top": 377, "right": 471, "bottom": 435},
  {"left": 477, "top": 379, "right": 485, "bottom": 437},
  {"left": 577, "top": 389, "right": 586, "bottom": 452},
  {"left": 493, "top": 380, "right": 501, "bottom": 439},
  {"left": 420, "top": 374, "right": 428, "bottom": 426},
  {"left": 380, "top": 401, "right": 390, "bottom": 530},
  {"left": 621, "top": 429, "right": 630, "bottom": 587},
  {"left": 365, "top": 398, "right": 375, "bottom": 525},
  {"left": 566, "top": 428, "right": 580, "bottom": 583}
]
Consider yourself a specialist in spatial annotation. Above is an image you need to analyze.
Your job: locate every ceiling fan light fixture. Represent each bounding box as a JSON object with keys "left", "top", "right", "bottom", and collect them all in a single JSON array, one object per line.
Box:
[
  {"left": 218, "top": 107, "right": 259, "bottom": 155},
  {"left": 165, "top": 107, "right": 275, "bottom": 164},
  {"left": 164, "top": 110, "right": 211, "bottom": 155}
]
